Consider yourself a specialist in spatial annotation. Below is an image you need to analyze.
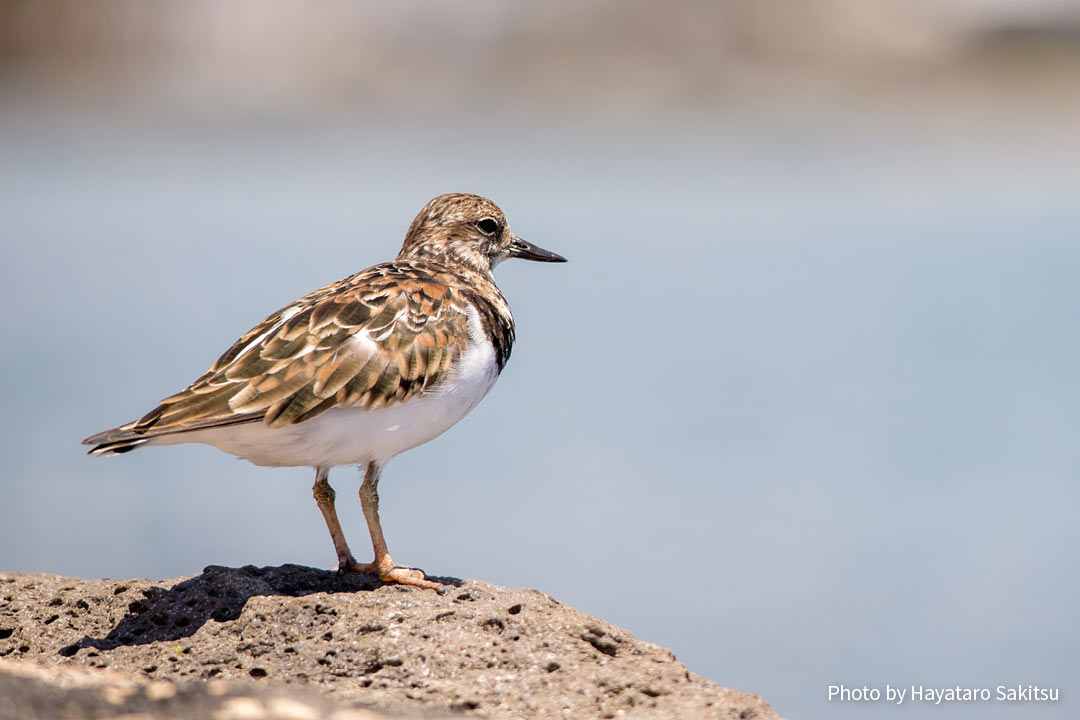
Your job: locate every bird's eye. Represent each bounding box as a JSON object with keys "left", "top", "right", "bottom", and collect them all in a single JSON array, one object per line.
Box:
[{"left": 476, "top": 217, "right": 499, "bottom": 235}]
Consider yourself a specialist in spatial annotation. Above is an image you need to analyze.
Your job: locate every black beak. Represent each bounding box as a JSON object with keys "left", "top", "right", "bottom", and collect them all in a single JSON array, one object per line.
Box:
[{"left": 508, "top": 236, "right": 567, "bottom": 263}]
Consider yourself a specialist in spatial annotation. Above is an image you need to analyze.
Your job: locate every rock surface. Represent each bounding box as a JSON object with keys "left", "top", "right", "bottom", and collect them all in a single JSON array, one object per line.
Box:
[
  {"left": 0, "top": 565, "right": 783, "bottom": 719},
  {"left": 0, "top": 658, "right": 399, "bottom": 720}
]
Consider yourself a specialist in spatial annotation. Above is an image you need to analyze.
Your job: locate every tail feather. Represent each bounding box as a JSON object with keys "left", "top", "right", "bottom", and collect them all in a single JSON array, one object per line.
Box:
[
  {"left": 83, "top": 424, "right": 152, "bottom": 456},
  {"left": 87, "top": 438, "right": 151, "bottom": 456},
  {"left": 83, "top": 411, "right": 264, "bottom": 456}
]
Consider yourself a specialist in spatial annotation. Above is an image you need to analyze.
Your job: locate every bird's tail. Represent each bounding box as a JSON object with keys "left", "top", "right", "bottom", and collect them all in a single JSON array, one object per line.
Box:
[
  {"left": 83, "top": 410, "right": 263, "bottom": 456},
  {"left": 82, "top": 424, "right": 152, "bottom": 456}
]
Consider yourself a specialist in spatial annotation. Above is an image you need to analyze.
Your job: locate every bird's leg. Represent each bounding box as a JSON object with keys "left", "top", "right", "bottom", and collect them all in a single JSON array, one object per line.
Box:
[
  {"left": 312, "top": 467, "right": 358, "bottom": 572},
  {"left": 352, "top": 461, "right": 441, "bottom": 590}
]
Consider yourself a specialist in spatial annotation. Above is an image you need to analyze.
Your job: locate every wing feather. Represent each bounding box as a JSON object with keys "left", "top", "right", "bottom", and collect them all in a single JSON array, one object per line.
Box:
[{"left": 124, "top": 263, "right": 472, "bottom": 439}]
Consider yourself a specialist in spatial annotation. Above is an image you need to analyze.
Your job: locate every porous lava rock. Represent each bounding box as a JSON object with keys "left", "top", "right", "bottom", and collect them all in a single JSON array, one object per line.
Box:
[{"left": 0, "top": 565, "right": 783, "bottom": 719}]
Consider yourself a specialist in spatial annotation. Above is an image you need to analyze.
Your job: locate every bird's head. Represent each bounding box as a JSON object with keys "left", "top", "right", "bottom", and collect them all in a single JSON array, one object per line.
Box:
[{"left": 398, "top": 193, "right": 566, "bottom": 275}]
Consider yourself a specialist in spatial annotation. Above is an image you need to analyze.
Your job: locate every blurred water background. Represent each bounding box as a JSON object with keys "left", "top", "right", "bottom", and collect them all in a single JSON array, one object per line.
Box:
[{"left": 1, "top": 2, "right": 1079, "bottom": 718}]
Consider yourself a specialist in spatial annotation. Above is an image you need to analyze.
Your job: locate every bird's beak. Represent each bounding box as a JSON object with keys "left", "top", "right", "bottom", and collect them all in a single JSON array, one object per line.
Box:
[{"left": 507, "top": 235, "right": 567, "bottom": 263}]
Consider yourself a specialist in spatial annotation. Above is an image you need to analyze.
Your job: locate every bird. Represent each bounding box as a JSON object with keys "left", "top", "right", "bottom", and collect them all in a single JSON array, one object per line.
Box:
[{"left": 83, "top": 193, "right": 566, "bottom": 590}]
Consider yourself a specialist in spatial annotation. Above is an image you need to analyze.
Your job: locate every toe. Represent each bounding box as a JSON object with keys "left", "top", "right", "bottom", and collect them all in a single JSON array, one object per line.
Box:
[{"left": 379, "top": 566, "right": 443, "bottom": 590}]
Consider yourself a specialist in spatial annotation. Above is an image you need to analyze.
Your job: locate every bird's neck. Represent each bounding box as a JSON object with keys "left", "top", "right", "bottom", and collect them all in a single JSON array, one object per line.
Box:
[{"left": 398, "top": 239, "right": 493, "bottom": 279}]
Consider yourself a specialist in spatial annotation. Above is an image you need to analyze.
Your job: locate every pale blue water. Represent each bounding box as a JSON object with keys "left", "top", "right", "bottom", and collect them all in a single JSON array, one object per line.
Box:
[{"left": 1, "top": 108, "right": 1077, "bottom": 719}]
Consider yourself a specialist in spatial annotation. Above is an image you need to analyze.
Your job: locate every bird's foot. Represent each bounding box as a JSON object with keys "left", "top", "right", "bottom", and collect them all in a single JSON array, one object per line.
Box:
[
  {"left": 343, "top": 555, "right": 442, "bottom": 591},
  {"left": 375, "top": 564, "right": 443, "bottom": 591}
]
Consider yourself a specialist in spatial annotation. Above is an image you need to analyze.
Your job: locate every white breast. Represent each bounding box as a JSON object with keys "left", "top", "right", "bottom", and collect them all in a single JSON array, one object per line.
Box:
[{"left": 159, "top": 305, "right": 501, "bottom": 468}]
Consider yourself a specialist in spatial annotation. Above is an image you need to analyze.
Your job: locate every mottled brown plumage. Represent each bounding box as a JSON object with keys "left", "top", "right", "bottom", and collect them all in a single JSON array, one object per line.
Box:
[{"left": 133, "top": 263, "right": 492, "bottom": 434}]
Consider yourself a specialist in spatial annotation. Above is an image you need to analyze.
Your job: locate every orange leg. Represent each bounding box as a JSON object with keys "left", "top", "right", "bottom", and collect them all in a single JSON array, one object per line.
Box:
[
  {"left": 350, "top": 461, "right": 441, "bottom": 590},
  {"left": 312, "top": 467, "right": 357, "bottom": 571}
]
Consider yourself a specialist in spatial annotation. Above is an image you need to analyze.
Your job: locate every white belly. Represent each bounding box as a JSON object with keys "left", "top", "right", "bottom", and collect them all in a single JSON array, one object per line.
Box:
[{"left": 153, "top": 311, "right": 501, "bottom": 468}]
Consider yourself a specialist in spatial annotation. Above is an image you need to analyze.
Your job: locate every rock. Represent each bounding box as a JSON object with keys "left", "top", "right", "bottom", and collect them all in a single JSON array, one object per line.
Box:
[
  {"left": 0, "top": 658, "right": 400, "bottom": 720},
  {"left": 0, "top": 565, "right": 783, "bottom": 719}
]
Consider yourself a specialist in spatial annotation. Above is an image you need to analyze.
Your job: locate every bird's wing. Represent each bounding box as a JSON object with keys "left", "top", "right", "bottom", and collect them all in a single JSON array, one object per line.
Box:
[{"left": 127, "top": 265, "right": 472, "bottom": 436}]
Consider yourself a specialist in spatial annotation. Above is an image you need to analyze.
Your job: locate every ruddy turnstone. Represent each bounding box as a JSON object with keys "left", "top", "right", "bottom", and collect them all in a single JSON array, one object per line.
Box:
[{"left": 83, "top": 193, "right": 566, "bottom": 590}]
